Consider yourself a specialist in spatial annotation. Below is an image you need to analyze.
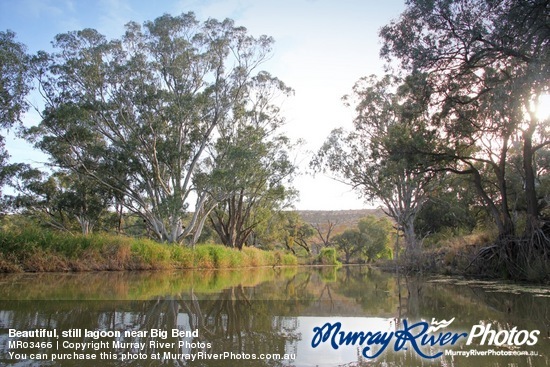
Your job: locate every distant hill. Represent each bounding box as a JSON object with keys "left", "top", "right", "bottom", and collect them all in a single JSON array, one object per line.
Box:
[{"left": 295, "top": 208, "right": 386, "bottom": 227}]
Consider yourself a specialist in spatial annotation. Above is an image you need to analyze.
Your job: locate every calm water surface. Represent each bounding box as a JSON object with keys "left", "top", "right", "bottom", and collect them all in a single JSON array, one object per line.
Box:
[{"left": 0, "top": 266, "right": 548, "bottom": 366}]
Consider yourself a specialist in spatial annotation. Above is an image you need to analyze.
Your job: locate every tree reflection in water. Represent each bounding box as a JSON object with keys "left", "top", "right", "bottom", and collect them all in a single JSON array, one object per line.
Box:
[
  {"left": 0, "top": 292, "right": 301, "bottom": 366},
  {"left": 0, "top": 267, "right": 548, "bottom": 366}
]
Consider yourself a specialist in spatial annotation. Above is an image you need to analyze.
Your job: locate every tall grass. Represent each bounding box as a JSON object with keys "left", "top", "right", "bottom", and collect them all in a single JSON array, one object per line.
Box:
[{"left": 0, "top": 228, "right": 297, "bottom": 272}]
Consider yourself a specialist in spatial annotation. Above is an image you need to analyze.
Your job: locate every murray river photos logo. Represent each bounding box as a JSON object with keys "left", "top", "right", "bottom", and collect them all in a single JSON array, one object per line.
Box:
[{"left": 310, "top": 318, "right": 540, "bottom": 359}]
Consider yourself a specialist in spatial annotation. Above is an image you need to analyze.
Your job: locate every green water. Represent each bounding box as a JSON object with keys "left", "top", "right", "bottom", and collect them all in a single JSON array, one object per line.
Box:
[{"left": 0, "top": 266, "right": 548, "bottom": 366}]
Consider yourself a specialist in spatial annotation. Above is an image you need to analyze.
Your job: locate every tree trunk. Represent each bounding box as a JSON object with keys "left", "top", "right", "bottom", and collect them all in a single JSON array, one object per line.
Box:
[
  {"left": 523, "top": 125, "right": 539, "bottom": 234},
  {"left": 401, "top": 216, "right": 418, "bottom": 253},
  {"left": 469, "top": 167, "right": 514, "bottom": 239},
  {"left": 495, "top": 135, "right": 515, "bottom": 238}
]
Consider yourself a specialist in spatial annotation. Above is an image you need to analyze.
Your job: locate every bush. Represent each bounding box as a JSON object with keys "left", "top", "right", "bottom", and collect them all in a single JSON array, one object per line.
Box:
[
  {"left": 280, "top": 251, "right": 298, "bottom": 266},
  {"left": 316, "top": 247, "right": 341, "bottom": 266}
]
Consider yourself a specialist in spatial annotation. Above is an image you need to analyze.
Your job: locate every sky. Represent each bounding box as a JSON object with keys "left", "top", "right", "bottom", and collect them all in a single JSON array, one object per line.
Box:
[{"left": 0, "top": 0, "right": 406, "bottom": 210}]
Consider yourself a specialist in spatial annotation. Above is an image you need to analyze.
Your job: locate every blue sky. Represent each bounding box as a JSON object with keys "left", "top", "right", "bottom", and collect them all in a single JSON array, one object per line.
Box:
[{"left": 1, "top": 0, "right": 405, "bottom": 210}]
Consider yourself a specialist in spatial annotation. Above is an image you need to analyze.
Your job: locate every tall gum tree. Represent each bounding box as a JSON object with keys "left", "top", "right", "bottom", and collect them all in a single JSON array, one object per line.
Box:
[
  {"left": 30, "top": 13, "right": 278, "bottom": 243},
  {"left": 201, "top": 72, "right": 297, "bottom": 249},
  {"left": 380, "top": 0, "right": 549, "bottom": 235},
  {"left": 423, "top": 77, "right": 519, "bottom": 240},
  {"left": 0, "top": 30, "right": 32, "bottom": 128},
  {"left": 312, "top": 74, "right": 438, "bottom": 254},
  {"left": 0, "top": 30, "right": 34, "bottom": 209}
]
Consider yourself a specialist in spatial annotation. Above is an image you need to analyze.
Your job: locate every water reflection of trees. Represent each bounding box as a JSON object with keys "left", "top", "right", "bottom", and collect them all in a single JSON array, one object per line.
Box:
[
  {"left": 1, "top": 268, "right": 549, "bottom": 367},
  {"left": 394, "top": 277, "right": 550, "bottom": 335},
  {"left": 0, "top": 288, "right": 303, "bottom": 367},
  {"left": 320, "top": 266, "right": 399, "bottom": 316},
  {"left": 0, "top": 268, "right": 300, "bottom": 300}
]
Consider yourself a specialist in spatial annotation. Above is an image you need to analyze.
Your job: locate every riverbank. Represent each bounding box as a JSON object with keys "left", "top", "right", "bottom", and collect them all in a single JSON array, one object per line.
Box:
[
  {"left": 0, "top": 228, "right": 297, "bottom": 272},
  {"left": 374, "top": 233, "right": 550, "bottom": 283}
]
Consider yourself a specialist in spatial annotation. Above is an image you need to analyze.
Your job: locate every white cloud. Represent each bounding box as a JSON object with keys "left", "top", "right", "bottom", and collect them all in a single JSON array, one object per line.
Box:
[
  {"left": 97, "top": 0, "right": 138, "bottom": 38},
  {"left": 20, "top": 0, "right": 64, "bottom": 18}
]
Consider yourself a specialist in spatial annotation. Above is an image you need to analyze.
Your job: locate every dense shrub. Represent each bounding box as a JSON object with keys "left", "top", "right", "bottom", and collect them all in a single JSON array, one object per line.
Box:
[{"left": 315, "top": 247, "right": 341, "bottom": 266}]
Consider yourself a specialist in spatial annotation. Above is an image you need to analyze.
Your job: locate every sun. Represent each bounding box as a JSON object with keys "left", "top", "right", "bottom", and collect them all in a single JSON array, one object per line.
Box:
[{"left": 534, "top": 93, "right": 550, "bottom": 121}]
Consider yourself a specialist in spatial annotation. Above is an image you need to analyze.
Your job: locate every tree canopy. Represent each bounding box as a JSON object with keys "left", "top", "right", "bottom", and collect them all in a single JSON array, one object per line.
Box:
[
  {"left": 380, "top": 0, "right": 549, "bottom": 234},
  {"left": 312, "top": 74, "right": 438, "bottom": 252},
  {"left": 0, "top": 30, "right": 32, "bottom": 129},
  {"left": 0, "top": 30, "right": 35, "bottom": 211},
  {"left": 333, "top": 215, "right": 392, "bottom": 263},
  {"left": 375, "top": 0, "right": 550, "bottom": 277},
  {"left": 29, "top": 13, "right": 290, "bottom": 244}
]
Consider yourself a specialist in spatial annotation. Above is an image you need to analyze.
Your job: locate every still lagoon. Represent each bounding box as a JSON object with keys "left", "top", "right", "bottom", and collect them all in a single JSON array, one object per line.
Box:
[{"left": 0, "top": 266, "right": 548, "bottom": 366}]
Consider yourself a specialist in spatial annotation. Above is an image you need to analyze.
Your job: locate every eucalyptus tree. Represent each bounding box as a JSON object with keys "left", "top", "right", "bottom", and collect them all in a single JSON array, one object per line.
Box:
[
  {"left": 7, "top": 167, "right": 111, "bottom": 234},
  {"left": 333, "top": 216, "right": 392, "bottom": 263},
  {"left": 412, "top": 78, "right": 521, "bottom": 239},
  {"left": 358, "top": 215, "right": 393, "bottom": 262},
  {"left": 205, "top": 130, "right": 297, "bottom": 249},
  {"left": 333, "top": 229, "right": 365, "bottom": 263},
  {"left": 280, "top": 211, "right": 314, "bottom": 255},
  {"left": 380, "top": 0, "right": 550, "bottom": 235},
  {"left": 0, "top": 30, "right": 33, "bottom": 209},
  {"left": 200, "top": 72, "right": 297, "bottom": 249},
  {"left": 0, "top": 30, "right": 32, "bottom": 128},
  {"left": 30, "top": 13, "right": 279, "bottom": 243},
  {"left": 313, "top": 74, "right": 438, "bottom": 253},
  {"left": 414, "top": 173, "right": 478, "bottom": 239}
]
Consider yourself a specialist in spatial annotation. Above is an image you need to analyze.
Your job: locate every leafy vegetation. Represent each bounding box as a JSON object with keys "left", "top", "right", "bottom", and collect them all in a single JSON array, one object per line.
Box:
[
  {"left": 313, "top": 74, "right": 438, "bottom": 253},
  {"left": 1, "top": 3, "right": 548, "bottom": 280},
  {"left": 315, "top": 247, "right": 341, "bottom": 266},
  {"left": 377, "top": 0, "right": 549, "bottom": 281},
  {"left": 21, "top": 13, "right": 296, "bottom": 246},
  {"left": 313, "top": 0, "right": 549, "bottom": 280},
  {"left": 332, "top": 215, "right": 393, "bottom": 263}
]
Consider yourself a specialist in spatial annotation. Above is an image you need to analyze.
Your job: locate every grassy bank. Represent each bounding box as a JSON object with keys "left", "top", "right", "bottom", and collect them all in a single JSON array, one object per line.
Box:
[{"left": 0, "top": 228, "right": 297, "bottom": 272}]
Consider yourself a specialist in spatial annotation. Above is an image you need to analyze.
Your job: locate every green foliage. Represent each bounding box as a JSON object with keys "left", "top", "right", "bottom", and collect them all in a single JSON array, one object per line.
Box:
[
  {"left": 30, "top": 13, "right": 286, "bottom": 244},
  {"left": 193, "top": 246, "right": 216, "bottom": 269},
  {"left": 182, "top": 244, "right": 296, "bottom": 269},
  {"left": 312, "top": 74, "right": 437, "bottom": 251},
  {"left": 332, "top": 215, "right": 393, "bottom": 263},
  {"left": 380, "top": 0, "right": 549, "bottom": 239},
  {"left": 0, "top": 31, "right": 34, "bottom": 212},
  {"left": 6, "top": 168, "right": 112, "bottom": 234},
  {"left": 0, "top": 30, "right": 32, "bottom": 128},
  {"left": 277, "top": 211, "right": 315, "bottom": 255},
  {"left": 240, "top": 210, "right": 314, "bottom": 258},
  {"left": 332, "top": 229, "right": 364, "bottom": 263},
  {"left": 415, "top": 174, "right": 478, "bottom": 242},
  {"left": 357, "top": 216, "right": 393, "bottom": 261},
  {"left": 169, "top": 245, "right": 194, "bottom": 268},
  {"left": 205, "top": 114, "right": 297, "bottom": 249},
  {"left": 130, "top": 238, "right": 171, "bottom": 266},
  {"left": 315, "top": 247, "right": 341, "bottom": 266}
]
